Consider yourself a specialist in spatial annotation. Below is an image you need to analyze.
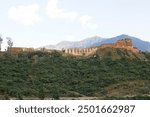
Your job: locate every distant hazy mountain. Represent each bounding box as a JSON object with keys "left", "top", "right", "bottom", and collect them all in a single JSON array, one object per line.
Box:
[
  {"left": 91, "top": 34, "right": 150, "bottom": 52},
  {"left": 43, "top": 34, "right": 150, "bottom": 52},
  {"left": 43, "top": 36, "right": 105, "bottom": 50}
]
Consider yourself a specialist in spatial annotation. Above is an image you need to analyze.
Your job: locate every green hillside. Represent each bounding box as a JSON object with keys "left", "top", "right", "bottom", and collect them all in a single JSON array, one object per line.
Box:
[{"left": 0, "top": 51, "right": 150, "bottom": 100}]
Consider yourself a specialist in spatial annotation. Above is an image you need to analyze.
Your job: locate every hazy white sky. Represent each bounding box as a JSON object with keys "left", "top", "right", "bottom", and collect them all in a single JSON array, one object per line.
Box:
[{"left": 0, "top": 0, "right": 150, "bottom": 50}]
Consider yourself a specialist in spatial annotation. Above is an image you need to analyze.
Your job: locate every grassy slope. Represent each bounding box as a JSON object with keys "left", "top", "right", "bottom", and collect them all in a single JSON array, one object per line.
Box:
[{"left": 0, "top": 51, "right": 150, "bottom": 99}]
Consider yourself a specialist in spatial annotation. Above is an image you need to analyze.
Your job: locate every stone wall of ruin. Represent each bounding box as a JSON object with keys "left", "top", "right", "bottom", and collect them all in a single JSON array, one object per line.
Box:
[
  {"left": 64, "top": 47, "right": 97, "bottom": 56},
  {"left": 8, "top": 47, "right": 34, "bottom": 53},
  {"left": 64, "top": 38, "right": 140, "bottom": 56}
]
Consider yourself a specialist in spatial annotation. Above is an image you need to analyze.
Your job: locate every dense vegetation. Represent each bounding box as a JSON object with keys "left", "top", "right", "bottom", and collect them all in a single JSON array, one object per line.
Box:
[{"left": 0, "top": 51, "right": 150, "bottom": 100}]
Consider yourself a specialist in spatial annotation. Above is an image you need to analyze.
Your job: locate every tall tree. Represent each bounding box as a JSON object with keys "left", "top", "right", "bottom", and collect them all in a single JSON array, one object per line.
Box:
[
  {"left": 6, "top": 37, "right": 13, "bottom": 53},
  {"left": 0, "top": 34, "right": 3, "bottom": 51},
  {"left": 6, "top": 37, "right": 13, "bottom": 48}
]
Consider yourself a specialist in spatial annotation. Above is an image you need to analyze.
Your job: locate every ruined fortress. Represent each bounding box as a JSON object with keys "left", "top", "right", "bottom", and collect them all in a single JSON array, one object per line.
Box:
[
  {"left": 64, "top": 38, "right": 140, "bottom": 56},
  {"left": 7, "top": 38, "right": 140, "bottom": 56}
]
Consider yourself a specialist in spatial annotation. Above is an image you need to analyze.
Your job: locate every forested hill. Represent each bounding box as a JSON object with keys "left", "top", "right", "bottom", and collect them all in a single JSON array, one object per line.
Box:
[{"left": 0, "top": 51, "right": 150, "bottom": 100}]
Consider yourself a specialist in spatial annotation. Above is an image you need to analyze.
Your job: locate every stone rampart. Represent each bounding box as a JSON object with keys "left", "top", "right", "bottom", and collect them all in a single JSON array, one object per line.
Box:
[
  {"left": 64, "top": 47, "right": 97, "bottom": 56},
  {"left": 64, "top": 38, "right": 140, "bottom": 56},
  {"left": 8, "top": 47, "right": 34, "bottom": 53}
]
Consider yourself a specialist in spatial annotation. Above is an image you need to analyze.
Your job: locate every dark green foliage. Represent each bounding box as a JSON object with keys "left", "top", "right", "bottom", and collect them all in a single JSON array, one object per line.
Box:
[
  {"left": 105, "top": 95, "right": 150, "bottom": 100},
  {"left": 38, "top": 86, "right": 45, "bottom": 100},
  {"left": 0, "top": 51, "right": 150, "bottom": 99},
  {"left": 51, "top": 85, "right": 60, "bottom": 100}
]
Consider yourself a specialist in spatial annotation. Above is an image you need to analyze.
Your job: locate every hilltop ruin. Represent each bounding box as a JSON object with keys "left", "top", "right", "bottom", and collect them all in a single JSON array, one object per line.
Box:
[
  {"left": 64, "top": 38, "right": 140, "bottom": 56},
  {"left": 5, "top": 38, "right": 140, "bottom": 57}
]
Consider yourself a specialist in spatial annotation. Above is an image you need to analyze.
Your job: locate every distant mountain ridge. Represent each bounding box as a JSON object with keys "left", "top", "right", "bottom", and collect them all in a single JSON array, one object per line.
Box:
[
  {"left": 43, "top": 36, "right": 105, "bottom": 50},
  {"left": 91, "top": 34, "right": 150, "bottom": 52},
  {"left": 42, "top": 34, "right": 150, "bottom": 52}
]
